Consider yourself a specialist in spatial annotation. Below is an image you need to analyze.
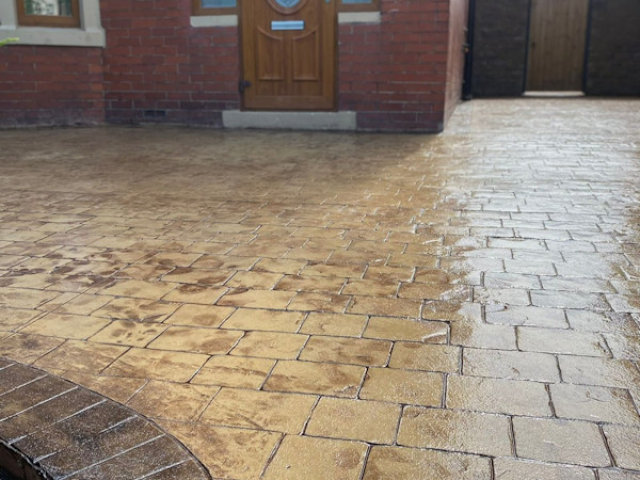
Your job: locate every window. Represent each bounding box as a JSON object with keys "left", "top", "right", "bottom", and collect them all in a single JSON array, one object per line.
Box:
[
  {"left": 0, "top": 0, "right": 105, "bottom": 47},
  {"left": 190, "top": 0, "right": 379, "bottom": 16},
  {"left": 189, "top": 0, "right": 381, "bottom": 27},
  {"left": 192, "top": 0, "right": 237, "bottom": 16},
  {"left": 17, "top": 0, "right": 80, "bottom": 28},
  {"left": 339, "top": 0, "right": 379, "bottom": 12}
]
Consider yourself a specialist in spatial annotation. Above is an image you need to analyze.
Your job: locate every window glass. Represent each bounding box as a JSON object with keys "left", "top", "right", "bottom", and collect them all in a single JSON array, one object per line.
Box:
[
  {"left": 201, "top": 0, "right": 236, "bottom": 7},
  {"left": 193, "top": 0, "right": 237, "bottom": 15},
  {"left": 24, "top": 0, "right": 73, "bottom": 17},
  {"left": 193, "top": 0, "right": 379, "bottom": 16},
  {"left": 18, "top": 0, "right": 80, "bottom": 27},
  {"left": 340, "top": 0, "right": 379, "bottom": 11}
]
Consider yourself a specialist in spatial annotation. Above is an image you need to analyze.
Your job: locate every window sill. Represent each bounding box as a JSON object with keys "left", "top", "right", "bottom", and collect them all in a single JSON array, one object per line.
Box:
[
  {"left": 190, "top": 15, "right": 238, "bottom": 27},
  {"left": 0, "top": 25, "right": 105, "bottom": 47},
  {"left": 338, "top": 11, "right": 381, "bottom": 23}
]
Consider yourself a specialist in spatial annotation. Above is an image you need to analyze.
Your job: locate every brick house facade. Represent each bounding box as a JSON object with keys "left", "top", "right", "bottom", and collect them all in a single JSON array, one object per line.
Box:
[{"left": 0, "top": 0, "right": 469, "bottom": 131}]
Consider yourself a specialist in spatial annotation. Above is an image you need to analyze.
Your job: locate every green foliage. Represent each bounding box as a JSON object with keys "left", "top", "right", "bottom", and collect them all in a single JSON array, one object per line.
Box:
[{"left": 0, "top": 38, "right": 19, "bottom": 47}]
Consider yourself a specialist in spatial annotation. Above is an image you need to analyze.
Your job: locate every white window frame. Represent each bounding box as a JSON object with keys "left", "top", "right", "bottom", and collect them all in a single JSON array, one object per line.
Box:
[{"left": 0, "top": 0, "right": 105, "bottom": 47}]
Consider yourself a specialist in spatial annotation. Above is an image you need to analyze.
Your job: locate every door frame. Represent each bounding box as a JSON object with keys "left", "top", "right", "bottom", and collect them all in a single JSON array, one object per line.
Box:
[
  {"left": 238, "top": 0, "right": 339, "bottom": 112},
  {"left": 580, "top": 0, "right": 594, "bottom": 94},
  {"left": 462, "top": 0, "right": 476, "bottom": 99}
]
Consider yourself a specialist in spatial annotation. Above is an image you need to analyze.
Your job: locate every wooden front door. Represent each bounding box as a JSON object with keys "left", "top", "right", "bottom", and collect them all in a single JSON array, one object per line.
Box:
[
  {"left": 526, "top": 0, "right": 589, "bottom": 91},
  {"left": 240, "top": 0, "right": 337, "bottom": 110}
]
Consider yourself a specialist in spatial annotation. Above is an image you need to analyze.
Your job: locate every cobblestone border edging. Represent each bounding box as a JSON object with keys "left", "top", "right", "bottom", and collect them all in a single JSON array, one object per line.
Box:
[{"left": 0, "top": 357, "right": 212, "bottom": 480}]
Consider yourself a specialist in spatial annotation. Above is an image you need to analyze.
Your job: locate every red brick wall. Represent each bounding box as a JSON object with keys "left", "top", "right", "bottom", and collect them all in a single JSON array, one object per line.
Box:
[
  {"left": 339, "top": 0, "right": 450, "bottom": 131},
  {"left": 101, "top": 0, "right": 240, "bottom": 126},
  {"left": 443, "top": 0, "right": 468, "bottom": 125},
  {"left": 0, "top": 46, "right": 104, "bottom": 127},
  {"left": 0, "top": 0, "right": 464, "bottom": 131}
]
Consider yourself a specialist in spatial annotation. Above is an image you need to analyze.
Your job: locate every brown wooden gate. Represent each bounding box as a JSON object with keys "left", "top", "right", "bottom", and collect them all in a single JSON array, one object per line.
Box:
[
  {"left": 526, "top": 0, "right": 589, "bottom": 91},
  {"left": 240, "top": 0, "right": 337, "bottom": 110}
]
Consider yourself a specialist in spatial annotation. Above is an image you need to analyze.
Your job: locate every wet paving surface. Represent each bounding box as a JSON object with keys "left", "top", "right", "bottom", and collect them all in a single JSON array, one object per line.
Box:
[
  {"left": 0, "top": 98, "right": 639, "bottom": 479},
  {"left": 0, "top": 358, "right": 210, "bottom": 480}
]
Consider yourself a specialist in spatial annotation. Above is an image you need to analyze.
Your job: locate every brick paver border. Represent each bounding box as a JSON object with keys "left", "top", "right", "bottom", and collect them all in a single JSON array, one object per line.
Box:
[{"left": 0, "top": 357, "right": 211, "bottom": 480}]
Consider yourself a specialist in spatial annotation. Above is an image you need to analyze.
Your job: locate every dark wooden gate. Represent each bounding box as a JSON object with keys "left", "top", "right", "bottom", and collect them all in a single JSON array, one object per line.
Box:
[{"left": 527, "top": 0, "right": 589, "bottom": 91}]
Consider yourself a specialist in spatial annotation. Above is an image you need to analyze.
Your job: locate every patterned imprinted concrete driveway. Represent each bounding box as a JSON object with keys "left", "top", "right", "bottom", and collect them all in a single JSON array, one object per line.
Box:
[{"left": 0, "top": 98, "right": 639, "bottom": 480}]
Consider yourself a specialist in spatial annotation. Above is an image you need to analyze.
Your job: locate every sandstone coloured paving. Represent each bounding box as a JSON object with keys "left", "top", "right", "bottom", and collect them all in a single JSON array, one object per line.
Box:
[{"left": 0, "top": 98, "right": 639, "bottom": 479}]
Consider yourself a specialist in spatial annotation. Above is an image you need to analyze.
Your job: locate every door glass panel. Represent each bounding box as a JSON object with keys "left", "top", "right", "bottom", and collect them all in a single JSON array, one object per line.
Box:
[
  {"left": 274, "top": 0, "right": 302, "bottom": 8},
  {"left": 24, "top": 0, "right": 73, "bottom": 16}
]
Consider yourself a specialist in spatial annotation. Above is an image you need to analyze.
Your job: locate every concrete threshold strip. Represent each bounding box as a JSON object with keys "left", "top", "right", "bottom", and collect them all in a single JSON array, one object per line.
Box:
[
  {"left": 222, "top": 110, "right": 357, "bottom": 131},
  {"left": 0, "top": 358, "right": 211, "bottom": 480}
]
